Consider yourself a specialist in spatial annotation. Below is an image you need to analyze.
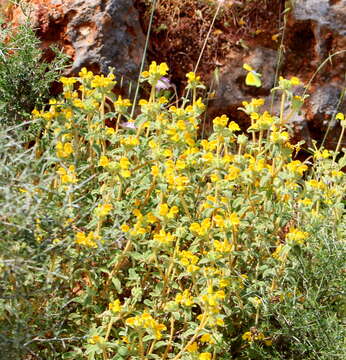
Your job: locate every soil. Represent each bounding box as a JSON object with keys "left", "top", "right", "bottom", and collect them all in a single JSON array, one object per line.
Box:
[{"left": 134, "top": 0, "right": 286, "bottom": 94}]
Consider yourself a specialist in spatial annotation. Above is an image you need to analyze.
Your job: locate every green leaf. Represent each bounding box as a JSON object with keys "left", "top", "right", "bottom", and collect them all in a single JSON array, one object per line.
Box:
[{"left": 112, "top": 277, "right": 122, "bottom": 293}]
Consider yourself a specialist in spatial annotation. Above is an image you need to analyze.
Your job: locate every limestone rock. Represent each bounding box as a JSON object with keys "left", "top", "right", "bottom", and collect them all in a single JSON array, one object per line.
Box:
[
  {"left": 293, "top": 0, "right": 346, "bottom": 36},
  {"left": 10, "top": 0, "right": 145, "bottom": 81},
  {"left": 211, "top": 47, "right": 276, "bottom": 108}
]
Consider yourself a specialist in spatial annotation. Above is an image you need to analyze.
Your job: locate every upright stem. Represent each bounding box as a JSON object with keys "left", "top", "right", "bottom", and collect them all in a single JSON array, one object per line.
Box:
[
  {"left": 138, "top": 331, "right": 145, "bottom": 360},
  {"left": 193, "top": 2, "right": 222, "bottom": 75},
  {"left": 279, "top": 92, "right": 286, "bottom": 130},
  {"left": 171, "top": 313, "right": 208, "bottom": 360},
  {"left": 185, "top": 1, "right": 223, "bottom": 99},
  {"left": 131, "top": 0, "right": 158, "bottom": 118},
  {"left": 333, "top": 125, "right": 345, "bottom": 161}
]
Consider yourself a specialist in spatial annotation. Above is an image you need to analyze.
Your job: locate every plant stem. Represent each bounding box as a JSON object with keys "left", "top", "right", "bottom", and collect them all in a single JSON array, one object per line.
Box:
[
  {"left": 105, "top": 238, "right": 132, "bottom": 289},
  {"left": 333, "top": 125, "right": 345, "bottom": 161},
  {"left": 172, "top": 313, "right": 208, "bottom": 360},
  {"left": 130, "top": 0, "right": 158, "bottom": 118},
  {"left": 279, "top": 92, "right": 286, "bottom": 130}
]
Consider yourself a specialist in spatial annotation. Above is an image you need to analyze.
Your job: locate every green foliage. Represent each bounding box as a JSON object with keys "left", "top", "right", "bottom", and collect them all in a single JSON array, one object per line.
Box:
[
  {"left": 0, "top": 10, "right": 69, "bottom": 128},
  {"left": 0, "top": 61, "right": 345, "bottom": 360}
]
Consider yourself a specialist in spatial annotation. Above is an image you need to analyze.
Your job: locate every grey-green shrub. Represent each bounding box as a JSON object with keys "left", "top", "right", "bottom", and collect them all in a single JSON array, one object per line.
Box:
[{"left": 0, "top": 12, "right": 69, "bottom": 128}]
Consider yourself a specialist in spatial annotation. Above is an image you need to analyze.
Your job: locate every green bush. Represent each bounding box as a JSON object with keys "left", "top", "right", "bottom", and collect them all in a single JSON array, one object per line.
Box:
[
  {"left": 0, "top": 61, "right": 345, "bottom": 360},
  {"left": 0, "top": 9, "right": 69, "bottom": 128}
]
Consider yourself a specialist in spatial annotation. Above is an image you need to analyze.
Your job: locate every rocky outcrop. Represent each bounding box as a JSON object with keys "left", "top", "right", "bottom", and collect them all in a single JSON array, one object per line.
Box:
[
  {"left": 3, "top": 0, "right": 345, "bottom": 148},
  {"left": 293, "top": 0, "right": 346, "bottom": 36},
  {"left": 207, "top": 1, "right": 346, "bottom": 149},
  {"left": 10, "top": 0, "right": 145, "bottom": 82}
]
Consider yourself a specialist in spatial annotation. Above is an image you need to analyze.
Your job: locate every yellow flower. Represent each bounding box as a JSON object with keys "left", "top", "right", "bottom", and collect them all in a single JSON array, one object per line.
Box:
[
  {"left": 149, "top": 140, "right": 158, "bottom": 149},
  {"left": 219, "top": 278, "right": 230, "bottom": 288},
  {"left": 57, "top": 166, "right": 77, "bottom": 184},
  {"left": 149, "top": 61, "right": 169, "bottom": 77},
  {"left": 180, "top": 250, "right": 199, "bottom": 270},
  {"left": 228, "top": 121, "right": 241, "bottom": 131},
  {"left": 133, "top": 208, "right": 142, "bottom": 218},
  {"left": 189, "top": 219, "right": 211, "bottom": 236},
  {"left": 152, "top": 322, "right": 166, "bottom": 340},
  {"left": 125, "top": 316, "right": 136, "bottom": 327},
  {"left": 91, "top": 73, "right": 116, "bottom": 88},
  {"left": 200, "top": 333, "right": 215, "bottom": 344},
  {"left": 168, "top": 205, "right": 179, "bottom": 218},
  {"left": 186, "top": 72, "right": 201, "bottom": 83},
  {"left": 88, "top": 335, "right": 104, "bottom": 344},
  {"left": 336, "top": 112, "right": 344, "bottom": 121},
  {"left": 151, "top": 165, "right": 160, "bottom": 177},
  {"left": 314, "top": 149, "right": 331, "bottom": 159},
  {"left": 186, "top": 342, "right": 198, "bottom": 352},
  {"left": 158, "top": 203, "right": 169, "bottom": 216},
  {"left": 202, "top": 152, "right": 214, "bottom": 163},
  {"left": 175, "top": 289, "right": 194, "bottom": 306},
  {"left": 141, "top": 71, "right": 150, "bottom": 78},
  {"left": 146, "top": 212, "right": 157, "bottom": 224},
  {"left": 159, "top": 96, "right": 168, "bottom": 104},
  {"left": 95, "top": 203, "right": 113, "bottom": 217},
  {"left": 125, "top": 312, "right": 166, "bottom": 340},
  {"left": 210, "top": 173, "right": 220, "bottom": 183},
  {"left": 331, "top": 170, "right": 343, "bottom": 178},
  {"left": 243, "top": 64, "right": 262, "bottom": 87},
  {"left": 56, "top": 141, "right": 73, "bottom": 158},
  {"left": 336, "top": 112, "right": 346, "bottom": 127},
  {"left": 120, "top": 170, "right": 131, "bottom": 178},
  {"left": 290, "top": 76, "right": 301, "bottom": 86},
  {"left": 213, "top": 214, "right": 225, "bottom": 228},
  {"left": 306, "top": 179, "right": 326, "bottom": 190},
  {"left": 163, "top": 149, "right": 173, "bottom": 157},
  {"left": 213, "top": 114, "right": 228, "bottom": 127},
  {"left": 121, "top": 224, "right": 130, "bottom": 232},
  {"left": 286, "top": 228, "right": 309, "bottom": 245},
  {"left": 153, "top": 229, "right": 175, "bottom": 245},
  {"left": 119, "top": 157, "right": 130, "bottom": 169},
  {"left": 99, "top": 155, "right": 109, "bottom": 167},
  {"left": 242, "top": 331, "right": 252, "bottom": 342},
  {"left": 158, "top": 203, "right": 178, "bottom": 219},
  {"left": 75, "top": 231, "right": 98, "bottom": 248},
  {"left": 270, "top": 130, "right": 290, "bottom": 144},
  {"left": 105, "top": 127, "right": 115, "bottom": 135},
  {"left": 121, "top": 135, "right": 140, "bottom": 147},
  {"left": 114, "top": 95, "right": 131, "bottom": 108},
  {"left": 286, "top": 160, "right": 308, "bottom": 176},
  {"left": 60, "top": 76, "right": 77, "bottom": 87},
  {"left": 199, "top": 352, "right": 212, "bottom": 360},
  {"left": 299, "top": 198, "right": 313, "bottom": 206},
  {"left": 226, "top": 165, "right": 241, "bottom": 181},
  {"left": 139, "top": 99, "right": 148, "bottom": 106},
  {"left": 229, "top": 212, "right": 240, "bottom": 226},
  {"left": 213, "top": 240, "right": 232, "bottom": 253},
  {"left": 78, "top": 67, "right": 93, "bottom": 79},
  {"left": 109, "top": 299, "right": 122, "bottom": 313}
]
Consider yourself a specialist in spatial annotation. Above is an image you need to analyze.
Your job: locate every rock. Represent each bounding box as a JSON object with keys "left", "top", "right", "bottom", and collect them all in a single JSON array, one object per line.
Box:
[
  {"left": 207, "top": 47, "right": 277, "bottom": 126},
  {"left": 286, "top": 1, "right": 346, "bottom": 148},
  {"left": 307, "top": 84, "right": 344, "bottom": 124},
  {"left": 304, "top": 84, "right": 346, "bottom": 147},
  {"left": 10, "top": 0, "right": 145, "bottom": 82},
  {"left": 211, "top": 47, "right": 277, "bottom": 107},
  {"left": 245, "top": 47, "right": 278, "bottom": 92},
  {"left": 208, "top": 5, "right": 346, "bottom": 149},
  {"left": 293, "top": 0, "right": 346, "bottom": 36}
]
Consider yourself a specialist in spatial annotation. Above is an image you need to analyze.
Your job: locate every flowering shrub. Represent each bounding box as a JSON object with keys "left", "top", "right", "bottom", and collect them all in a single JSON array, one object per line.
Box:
[{"left": 1, "top": 62, "right": 345, "bottom": 359}]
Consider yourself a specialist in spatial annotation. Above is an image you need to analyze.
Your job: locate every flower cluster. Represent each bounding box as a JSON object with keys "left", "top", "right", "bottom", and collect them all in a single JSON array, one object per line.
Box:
[{"left": 31, "top": 61, "right": 346, "bottom": 360}]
